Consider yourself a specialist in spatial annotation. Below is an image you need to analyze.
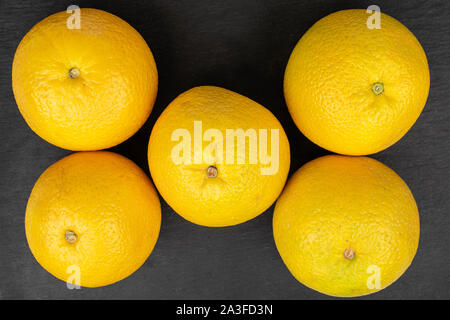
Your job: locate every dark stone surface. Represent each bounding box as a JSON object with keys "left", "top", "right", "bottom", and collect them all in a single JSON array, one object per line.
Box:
[{"left": 0, "top": 0, "right": 449, "bottom": 299}]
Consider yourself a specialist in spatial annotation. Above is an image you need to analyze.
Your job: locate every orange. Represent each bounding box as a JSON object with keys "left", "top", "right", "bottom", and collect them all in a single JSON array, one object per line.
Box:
[
  {"left": 273, "top": 155, "right": 420, "bottom": 297},
  {"left": 12, "top": 8, "right": 158, "bottom": 151},
  {"left": 148, "top": 86, "right": 290, "bottom": 227},
  {"left": 284, "top": 9, "right": 430, "bottom": 155},
  {"left": 25, "top": 151, "right": 161, "bottom": 287}
]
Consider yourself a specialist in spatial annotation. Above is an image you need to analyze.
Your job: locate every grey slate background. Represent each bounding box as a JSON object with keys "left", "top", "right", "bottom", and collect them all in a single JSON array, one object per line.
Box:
[{"left": 0, "top": 0, "right": 449, "bottom": 300}]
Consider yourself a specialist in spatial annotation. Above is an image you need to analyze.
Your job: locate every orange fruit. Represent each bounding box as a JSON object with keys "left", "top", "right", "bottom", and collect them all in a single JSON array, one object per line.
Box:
[
  {"left": 273, "top": 155, "right": 420, "bottom": 297},
  {"left": 284, "top": 9, "right": 430, "bottom": 155},
  {"left": 148, "top": 86, "right": 290, "bottom": 227},
  {"left": 25, "top": 151, "right": 161, "bottom": 287},
  {"left": 12, "top": 8, "right": 158, "bottom": 151}
]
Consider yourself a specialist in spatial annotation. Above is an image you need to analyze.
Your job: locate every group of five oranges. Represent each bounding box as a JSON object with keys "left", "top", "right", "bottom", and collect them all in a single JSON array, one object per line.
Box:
[{"left": 12, "top": 8, "right": 429, "bottom": 297}]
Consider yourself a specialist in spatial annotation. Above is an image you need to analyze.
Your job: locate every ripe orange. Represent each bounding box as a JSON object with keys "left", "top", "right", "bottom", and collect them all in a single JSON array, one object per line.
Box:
[
  {"left": 284, "top": 9, "right": 430, "bottom": 155},
  {"left": 148, "top": 86, "right": 290, "bottom": 227},
  {"left": 12, "top": 8, "right": 158, "bottom": 151},
  {"left": 273, "top": 155, "right": 420, "bottom": 297},
  {"left": 25, "top": 151, "right": 161, "bottom": 287}
]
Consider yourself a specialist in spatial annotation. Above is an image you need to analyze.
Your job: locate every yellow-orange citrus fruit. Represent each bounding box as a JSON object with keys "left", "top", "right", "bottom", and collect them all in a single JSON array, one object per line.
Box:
[
  {"left": 12, "top": 8, "right": 158, "bottom": 151},
  {"left": 273, "top": 155, "right": 420, "bottom": 297},
  {"left": 25, "top": 151, "right": 161, "bottom": 287},
  {"left": 284, "top": 9, "right": 430, "bottom": 155},
  {"left": 148, "top": 86, "right": 290, "bottom": 227}
]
